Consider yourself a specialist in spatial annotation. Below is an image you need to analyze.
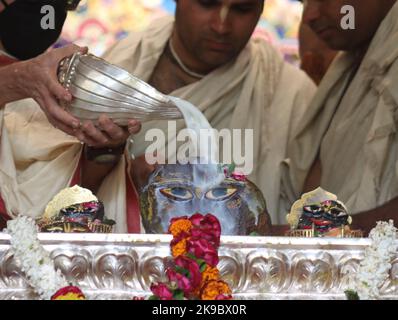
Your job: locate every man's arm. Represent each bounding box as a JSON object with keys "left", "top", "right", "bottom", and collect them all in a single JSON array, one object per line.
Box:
[
  {"left": 0, "top": 62, "right": 25, "bottom": 106},
  {"left": 81, "top": 153, "right": 122, "bottom": 194},
  {"left": 80, "top": 115, "right": 141, "bottom": 193},
  {"left": 0, "top": 44, "right": 84, "bottom": 130},
  {"left": 350, "top": 197, "right": 398, "bottom": 236},
  {"left": 0, "top": 44, "right": 144, "bottom": 150}
]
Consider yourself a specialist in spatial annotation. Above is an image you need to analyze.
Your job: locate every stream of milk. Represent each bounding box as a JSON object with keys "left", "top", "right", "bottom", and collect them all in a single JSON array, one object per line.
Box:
[{"left": 169, "top": 96, "right": 225, "bottom": 189}]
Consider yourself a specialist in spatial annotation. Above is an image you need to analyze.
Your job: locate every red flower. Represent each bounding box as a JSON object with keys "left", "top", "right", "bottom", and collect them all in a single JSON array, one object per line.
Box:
[
  {"left": 166, "top": 269, "right": 193, "bottom": 294},
  {"left": 150, "top": 283, "right": 174, "bottom": 300},
  {"left": 170, "top": 215, "right": 189, "bottom": 224},
  {"left": 215, "top": 294, "right": 233, "bottom": 300},
  {"left": 51, "top": 286, "right": 85, "bottom": 300},
  {"left": 201, "top": 214, "right": 221, "bottom": 236},
  {"left": 165, "top": 255, "right": 202, "bottom": 296},
  {"left": 174, "top": 255, "right": 202, "bottom": 289},
  {"left": 189, "top": 213, "right": 205, "bottom": 226},
  {"left": 191, "top": 228, "right": 220, "bottom": 248},
  {"left": 170, "top": 230, "right": 190, "bottom": 244},
  {"left": 189, "top": 213, "right": 221, "bottom": 247},
  {"left": 231, "top": 171, "right": 247, "bottom": 181},
  {"left": 187, "top": 238, "right": 219, "bottom": 267}
]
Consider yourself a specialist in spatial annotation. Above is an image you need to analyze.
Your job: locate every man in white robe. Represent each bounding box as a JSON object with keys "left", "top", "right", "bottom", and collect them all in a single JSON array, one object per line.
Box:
[
  {"left": 102, "top": 0, "right": 316, "bottom": 226},
  {"left": 0, "top": 100, "right": 142, "bottom": 232},
  {"left": 0, "top": 2, "right": 142, "bottom": 232},
  {"left": 284, "top": 0, "right": 398, "bottom": 234}
]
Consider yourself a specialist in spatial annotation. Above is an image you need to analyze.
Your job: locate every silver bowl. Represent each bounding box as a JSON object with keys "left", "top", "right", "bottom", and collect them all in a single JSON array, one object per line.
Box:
[{"left": 57, "top": 52, "right": 182, "bottom": 125}]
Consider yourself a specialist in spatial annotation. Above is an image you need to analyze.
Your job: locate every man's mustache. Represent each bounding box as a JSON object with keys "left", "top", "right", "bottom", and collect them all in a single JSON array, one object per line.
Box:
[{"left": 308, "top": 21, "right": 334, "bottom": 34}]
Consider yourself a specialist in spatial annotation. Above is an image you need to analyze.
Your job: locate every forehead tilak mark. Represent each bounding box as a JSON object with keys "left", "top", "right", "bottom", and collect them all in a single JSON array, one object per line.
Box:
[{"left": 220, "top": 1, "right": 230, "bottom": 23}]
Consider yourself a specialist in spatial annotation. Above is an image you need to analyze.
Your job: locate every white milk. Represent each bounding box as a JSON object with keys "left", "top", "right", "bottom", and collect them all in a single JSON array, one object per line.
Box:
[{"left": 169, "top": 96, "right": 225, "bottom": 189}]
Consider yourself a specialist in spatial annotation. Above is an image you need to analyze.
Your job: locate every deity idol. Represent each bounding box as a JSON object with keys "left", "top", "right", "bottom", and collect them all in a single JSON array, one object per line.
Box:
[
  {"left": 286, "top": 187, "right": 362, "bottom": 237},
  {"left": 140, "top": 162, "right": 272, "bottom": 236},
  {"left": 38, "top": 185, "right": 115, "bottom": 233}
]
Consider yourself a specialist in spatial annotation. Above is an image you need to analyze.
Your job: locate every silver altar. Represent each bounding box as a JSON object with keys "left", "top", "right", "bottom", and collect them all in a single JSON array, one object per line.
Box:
[{"left": 0, "top": 233, "right": 397, "bottom": 300}]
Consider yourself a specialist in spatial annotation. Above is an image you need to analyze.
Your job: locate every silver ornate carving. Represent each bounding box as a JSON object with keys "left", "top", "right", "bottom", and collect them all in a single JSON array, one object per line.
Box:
[{"left": 0, "top": 233, "right": 396, "bottom": 300}]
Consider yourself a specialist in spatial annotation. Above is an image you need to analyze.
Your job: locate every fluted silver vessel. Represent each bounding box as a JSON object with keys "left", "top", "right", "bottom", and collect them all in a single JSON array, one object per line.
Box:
[{"left": 57, "top": 52, "right": 182, "bottom": 125}]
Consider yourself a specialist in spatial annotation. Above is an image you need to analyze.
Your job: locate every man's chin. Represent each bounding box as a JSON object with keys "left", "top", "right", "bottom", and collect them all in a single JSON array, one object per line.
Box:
[
  {"left": 321, "top": 33, "right": 360, "bottom": 51},
  {"left": 321, "top": 39, "right": 349, "bottom": 51},
  {"left": 202, "top": 53, "right": 236, "bottom": 69}
]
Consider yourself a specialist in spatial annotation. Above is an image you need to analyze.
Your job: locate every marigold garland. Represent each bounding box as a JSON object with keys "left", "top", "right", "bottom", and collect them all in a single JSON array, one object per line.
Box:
[
  {"left": 149, "top": 213, "right": 232, "bottom": 300},
  {"left": 171, "top": 238, "right": 188, "bottom": 257},
  {"left": 169, "top": 218, "right": 193, "bottom": 237},
  {"left": 200, "top": 279, "right": 232, "bottom": 300}
]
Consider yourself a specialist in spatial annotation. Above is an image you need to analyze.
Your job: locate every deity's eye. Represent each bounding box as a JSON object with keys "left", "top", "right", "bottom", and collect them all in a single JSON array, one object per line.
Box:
[
  {"left": 303, "top": 204, "right": 322, "bottom": 216},
  {"left": 160, "top": 187, "right": 193, "bottom": 201},
  {"left": 205, "top": 187, "right": 238, "bottom": 201},
  {"left": 330, "top": 207, "right": 346, "bottom": 216}
]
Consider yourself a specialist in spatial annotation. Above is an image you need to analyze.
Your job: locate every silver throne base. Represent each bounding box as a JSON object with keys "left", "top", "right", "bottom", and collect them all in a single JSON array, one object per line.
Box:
[{"left": 0, "top": 233, "right": 397, "bottom": 300}]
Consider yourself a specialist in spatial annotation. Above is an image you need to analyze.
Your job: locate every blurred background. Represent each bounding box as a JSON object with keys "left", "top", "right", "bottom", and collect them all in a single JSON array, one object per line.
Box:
[{"left": 59, "top": 0, "right": 303, "bottom": 63}]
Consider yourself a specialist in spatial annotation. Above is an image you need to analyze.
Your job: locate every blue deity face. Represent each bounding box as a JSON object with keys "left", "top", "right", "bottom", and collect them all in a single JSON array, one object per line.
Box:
[{"left": 140, "top": 163, "right": 271, "bottom": 235}]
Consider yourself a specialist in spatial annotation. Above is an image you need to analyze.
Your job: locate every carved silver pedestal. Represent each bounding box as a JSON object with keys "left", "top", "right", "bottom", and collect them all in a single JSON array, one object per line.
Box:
[{"left": 0, "top": 233, "right": 396, "bottom": 300}]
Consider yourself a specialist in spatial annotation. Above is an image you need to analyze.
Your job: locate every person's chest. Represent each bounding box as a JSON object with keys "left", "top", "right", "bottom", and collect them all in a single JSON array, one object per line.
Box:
[
  {"left": 319, "top": 90, "right": 382, "bottom": 192},
  {"left": 148, "top": 51, "right": 199, "bottom": 95}
]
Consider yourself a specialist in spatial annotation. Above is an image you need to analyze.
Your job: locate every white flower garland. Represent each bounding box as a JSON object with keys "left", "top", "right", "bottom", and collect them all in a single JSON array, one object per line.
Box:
[
  {"left": 349, "top": 220, "right": 397, "bottom": 300},
  {"left": 6, "top": 216, "right": 68, "bottom": 300}
]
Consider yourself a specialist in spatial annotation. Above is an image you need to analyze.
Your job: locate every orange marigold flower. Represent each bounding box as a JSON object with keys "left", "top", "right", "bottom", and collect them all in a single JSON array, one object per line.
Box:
[
  {"left": 169, "top": 218, "right": 193, "bottom": 237},
  {"left": 202, "top": 265, "right": 219, "bottom": 283},
  {"left": 193, "top": 265, "right": 220, "bottom": 297},
  {"left": 171, "top": 238, "right": 188, "bottom": 257},
  {"left": 200, "top": 280, "right": 232, "bottom": 300}
]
